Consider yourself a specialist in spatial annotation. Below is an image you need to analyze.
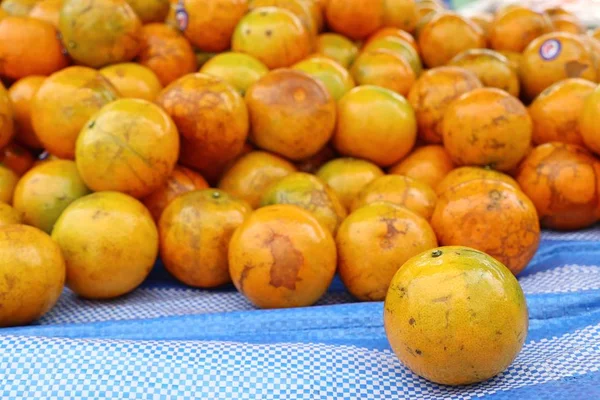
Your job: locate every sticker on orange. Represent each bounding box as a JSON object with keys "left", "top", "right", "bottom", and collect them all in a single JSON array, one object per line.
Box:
[{"left": 539, "top": 39, "right": 561, "bottom": 61}]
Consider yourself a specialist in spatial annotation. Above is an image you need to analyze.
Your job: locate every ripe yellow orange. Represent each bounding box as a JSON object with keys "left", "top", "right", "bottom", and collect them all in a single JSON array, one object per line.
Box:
[
  {"left": 200, "top": 52, "right": 269, "bottom": 96},
  {"left": 292, "top": 56, "right": 355, "bottom": 101},
  {"left": 314, "top": 32, "right": 359, "bottom": 68},
  {"left": 362, "top": 35, "right": 422, "bottom": 77},
  {"left": 389, "top": 145, "right": 454, "bottom": 190},
  {"left": 0, "top": 165, "right": 18, "bottom": 204},
  {"left": 325, "top": 0, "right": 383, "bottom": 40},
  {"left": 249, "top": 0, "right": 319, "bottom": 40},
  {"left": 436, "top": 166, "right": 520, "bottom": 196},
  {"left": 382, "top": 0, "right": 418, "bottom": 32},
  {"left": 8, "top": 76, "right": 45, "bottom": 149},
  {"left": 100, "top": 63, "right": 163, "bottom": 101},
  {"left": 350, "top": 49, "right": 416, "bottom": 96},
  {"left": 488, "top": 6, "right": 553, "bottom": 53}
]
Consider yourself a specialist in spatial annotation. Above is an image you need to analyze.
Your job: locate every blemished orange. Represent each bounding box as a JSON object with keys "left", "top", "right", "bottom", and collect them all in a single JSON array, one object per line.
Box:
[
  {"left": 337, "top": 202, "right": 438, "bottom": 301},
  {"left": 31, "top": 66, "right": 120, "bottom": 160},
  {"left": 325, "top": 0, "right": 383, "bottom": 40},
  {"left": 100, "top": 63, "right": 163, "bottom": 101},
  {"left": 292, "top": 56, "right": 355, "bottom": 101},
  {"left": 389, "top": 145, "right": 454, "bottom": 190},
  {"left": 418, "top": 12, "right": 485, "bottom": 68},
  {"left": 529, "top": 78, "right": 596, "bottom": 146},
  {"left": 232, "top": 7, "right": 311, "bottom": 69},
  {"left": 228, "top": 204, "right": 337, "bottom": 309},
  {"left": 59, "top": 0, "right": 142, "bottom": 68},
  {"left": 246, "top": 69, "right": 336, "bottom": 161},
  {"left": 334, "top": 85, "right": 417, "bottom": 167},
  {"left": 382, "top": 0, "right": 418, "bottom": 32},
  {"left": 442, "top": 88, "right": 532, "bottom": 172},
  {"left": 29, "top": 0, "right": 62, "bottom": 27},
  {"left": 200, "top": 52, "right": 269, "bottom": 96},
  {"left": 488, "top": 6, "right": 553, "bottom": 53},
  {"left": 361, "top": 35, "right": 422, "bottom": 77},
  {"left": 0, "top": 142, "right": 34, "bottom": 176},
  {"left": 125, "top": 0, "right": 170, "bottom": 23},
  {"left": 408, "top": 66, "right": 482, "bottom": 144},
  {"left": 76, "top": 99, "right": 179, "bottom": 199},
  {"left": 0, "top": 165, "right": 18, "bottom": 204},
  {"left": 0, "top": 82, "right": 14, "bottom": 150},
  {"left": 0, "top": 224, "right": 65, "bottom": 327},
  {"left": 384, "top": 246, "right": 528, "bottom": 385},
  {"left": 431, "top": 179, "right": 540, "bottom": 276},
  {"left": 520, "top": 32, "right": 597, "bottom": 100},
  {"left": 137, "top": 23, "right": 198, "bottom": 87},
  {"left": 580, "top": 85, "right": 600, "bottom": 155},
  {"left": 316, "top": 158, "right": 384, "bottom": 211},
  {"left": 516, "top": 142, "right": 600, "bottom": 230},
  {"left": 0, "top": 16, "right": 68, "bottom": 80},
  {"left": 350, "top": 50, "right": 416, "bottom": 96},
  {"left": 143, "top": 165, "right": 209, "bottom": 222},
  {"left": 0, "top": 202, "right": 22, "bottom": 226},
  {"left": 218, "top": 151, "right": 297, "bottom": 209},
  {"left": 160, "top": 189, "right": 252, "bottom": 288},
  {"left": 1, "top": 0, "right": 39, "bottom": 16},
  {"left": 249, "top": 0, "right": 319, "bottom": 40},
  {"left": 436, "top": 166, "right": 520, "bottom": 196},
  {"left": 8, "top": 76, "right": 45, "bottom": 149},
  {"left": 314, "top": 33, "right": 359, "bottom": 69}
]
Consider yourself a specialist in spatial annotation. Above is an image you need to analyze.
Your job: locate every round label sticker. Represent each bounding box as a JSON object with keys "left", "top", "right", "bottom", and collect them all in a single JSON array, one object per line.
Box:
[
  {"left": 539, "top": 39, "right": 561, "bottom": 61},
  {"left": 175, "top": 1, "right": 189, "bottom": 32}
]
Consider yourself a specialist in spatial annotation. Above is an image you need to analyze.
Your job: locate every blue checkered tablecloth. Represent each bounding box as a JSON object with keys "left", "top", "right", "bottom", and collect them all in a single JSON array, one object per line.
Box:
[{"left": 1, "top": 228, "right": 599, "bottom": 399}]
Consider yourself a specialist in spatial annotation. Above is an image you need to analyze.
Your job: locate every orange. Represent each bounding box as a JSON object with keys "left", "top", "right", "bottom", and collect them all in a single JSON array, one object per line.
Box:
[
  {"left": 350, "top": 50, "right": 416, "bottom": 96},
  {"left": 448, "top": 49, "right": 519, "bottom": 97},
  {"left": 0, "top": 165, "right": 18, "bottom": 204},
  {"left": 218, "top": 151, "right": 297, "bottom": 208},
  {"left": 443, "top": 88, "right": 532, "bottom": 172},
  {"left": 125, "top": 0, "right": 170, "bottom": 23},
  {"left": 366, "top": 28, "right": 419, "bottom": 55},
  {"left": 76, "top": 99, "right": 179, "bottom": 198},
  {"left": 232, "top": 7, "right": 311, "bottom": 69},
  {"left": 0, "top": 16, "right": 68, "bottom": 80},
  {"left": 60, "top": 0, "right": 142, "bottom": 68},
  {"left": 382, "top": 0, "right": 418, "bottom": 33},
  {"left": 498, "top": 50, "right": 521, "bottom": 72},
  {"left": 156, "top": 73, "right": 249, "bottom": 180},
  {"left": 8, "top": 76, "right": 45, "bottom": 149},
  {"left": 488, "top": 6, "right": 553, "bottom": 53},
  {"left": 431, "top": 179, "right": 540, "bottom": 275},
  {"left": 362, "top": 35, "right": 422, "bottom": 77},
  {"left": 249, "top": 0, "right": 319, "bottom": 40},
  {"left": 325, "top": 0, "right": 383, "bottom": 40},
  {"left": 408, "top": 66, "right": 482, "bottom": 144},
  {"left": 389, "top": 145, "right": 454, "bottom": 190},
  {"left": 0, "top": 142, "right": 34, "bottom": 176},
  {"left": 418, "top": 12, "right": 485, "bottom": 68},
  {"left": 52, "top": 191, "right": 158, "bottom": 299},
  {"left": 259, "top": 172, "right": 347, "bottom": 233},
  {"left": 581, "top": 85, "right": 600, "bottom": 155},
  {"left": 137, "top": 23, "right": 198, "bottom": 87},
  {"left": 246, "top": 69, "right": 335, "bottom": 161},
  {"left": 334, "top": 85, "right": 416, "bottom": 167},
  {"left": 384, "top": 246, "right": 528, "bottom": 385},
  {"left": 0, "top": 224, "right": 65, "bottom": 327},
  {"left": 316, "top": 157, "right": 384, "bottom": 210},
  {"left": 28, "top": 0, "right": 62, "bottom": 27},
  {"left": 314, "top": 32, "right": 359, "bottom": 68},
  {"left": 13, "top": 160, "right": 90, "bottom": 233},
  {"left": 142, "top": 165, "right": 209, "bottom": 222},
  {"left": 292, "top": 56, "right": 355, "bottom": 101},
  {"left": 516, "top": 142, "right": 600, "bottom": 230},
  {"left": 294, "top": 144, "right": 337, "bottom": 174},
  {"left": 0, "top": 202, "right": 22, "bottom": 226},
  {"left": 31, "top": 66, "right": 120, "bottom": 159},
  {"left": 530, "top": 78, "right": 596, "bottom": 146},
  {"left": 100, "top": 63, "right": 163, "bottom": 101},
  {"left": 337, "top": 202, "right": 437, "bottom": 301},
  {"left": 0, "top": 82, "right": 14, "bottom": 150},
  {"left": 1, "top": 0, "right": 38, "bottom": 16},
  {"left": 551, "top": 15, "right": 584, "bottom": 34},
  {"left": 436, "top": 166, "right": 520, "bottom": 196},
  {"left": 200, "top": 52, "right": 269, "bottom": 96},
  {"left": 520, "top": 32, "right": 596, "bottom": 100},
  {"left": 469, "top": 12, "right": 493, "bottom": 38},
  {"left": 228, "top": 204, "right": 337, "bottom": 308},
  {"left": 159, "top": 189, "right": 252, "bottom": 288}
]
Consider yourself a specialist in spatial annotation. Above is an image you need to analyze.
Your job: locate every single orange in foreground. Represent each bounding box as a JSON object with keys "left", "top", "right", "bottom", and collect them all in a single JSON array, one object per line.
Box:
[
  {"left": 325, "top": 0, "right": 383, "bottom": 40},
  {"left": 389, "top": 145, "right": 454, "bottom": 190},
  {"left": 436, "top": 166, "right": 519, "bottom": 196},
  {"left": 8, "top": 76, "right": 45, "bottom": 149},
  {"left": 228, "top": 204, "right": 337, "bottom": 309}
]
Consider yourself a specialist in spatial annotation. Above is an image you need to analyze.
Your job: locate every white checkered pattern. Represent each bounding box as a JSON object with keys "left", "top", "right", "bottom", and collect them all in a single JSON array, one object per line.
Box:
[
  {"left": 520, "top": 264, "right": 600, "bottom": 294},
  {"left": 542, "top": 226, "right": 600, "bottom": 241},
  {"left": 0, "top": 323, "right": 599, "bottom": 400}
]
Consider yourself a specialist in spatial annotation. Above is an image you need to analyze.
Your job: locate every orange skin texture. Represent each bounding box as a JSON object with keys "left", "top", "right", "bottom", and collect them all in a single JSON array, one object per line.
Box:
[
  {"left": 352, "top": 175, "right": 437, "bottom": 220},
  {"left": 583, "top": 36, "right": 600, "bottom": 82},
  {"left": 469, "top": 13, "right": 493, "bottom": 39},
  {"left": 389, "top": 145, "right": 455, "bottom": 190},
  {"left": 551, "top": 15, "right": 584, "bottom": 34},
  {"left": 200, "top": 52, "right": 269, "bottom": 96},
  {"left": 228, "top": 204, "right": 337, "bottom": 309},
  {"left": 334, "top": 85, "right": 417, "bottom": 167},
  {"left": 8, "top": 76, "right": 45, "bottom": 149},
  {"left": 76, "top": 99, "right": 179, "bottom": 199},
  {"left": 418, "top": 12, "right": 485, "bottom": 68},
  {"left": 0, "top": 224, "right": 65, "bottom": 327},
  {"left": 249, "top": 0, "right": 319, "bottom": 40},
  {"left": 516, "top": 142, "right": 600, "bottom": 230},
  {"left": 0, "top": 165, "right": 18, "bottom": 204},
  {"left": 314, "top": 33, "right": 359, "bottom": 69},
  {"left": 529, "top": 78, "right": 595, "bottom": 146},
  {"left": 59, "top": 0, "right": 142, "bottom": 68},
  {"left": 520, "top": 32, "right": 597, "bottom": 101},
  {"left": 431, "top": 179, "right": 540, "bottom": 276},
  {"left": 0, "top": 202, "right": 22, "bottom": 226},
  {"left": 246, "top": 69, "right": 335, "bottom": 161},
  {"left": 29, "top": 0, "right": 62, "bottom": 27},
  {"left": 316, "top": 157, "right": 384, "bottom": 211},
  {"left": 325, "top": 0, "right": 383, "bottom": 40},
  {"left": 0, "top": 82, "right": 14, "bottom": 150},
  {"left": 365, "top": 27, "right": 419, "bottom": 55},
  {"left": 592, "top": 27, "right": 600, "bottom": 42},
  {"left": 382, "top": 0, "right": 418, "bottom": 33},
  {"left": 408, "top": 66, "right": 482, "bottom": 144},
  {"left": 498, "top": 50, "right": 521, "bottom": 73},
  {"left": 436, "top": 166, "right": 520, "bottom": 196},
  {"left": 31, "top": 66, "right": 120, "bottom": 160},
  {"left": 143, "top": 165, "right": 209, "bottom": 222},
  {"left": 448, "top": 49, "right": 520, "bottom": 97},
  {"left": 259, "top": 172, "right": 347, "bottom": 234},
  {"left": 362, "top": 35, "right": 422, "bottom": 77},
  {"left": 350, "top": 50, "right": 416, "bottom": 97},
  {"left": 137, "top": 23, "right": 198, "bottom": 87},
  {"left": 160, "top": 189, "right": 252, "bottom": 288},
  {"left": 100, "top": 63, "right": 163, "bottom": 101},
  {"left": 218, "top": 151, "right": 297, "bottom": 209},
  {"left": 176, "top": 136, "right": 237, "bottom": 185},
  {"left": 384, "top": 246, "right": 528, "bottom": 386},
  {"left": 1, "top": 0, "right": 39, "bottom": 16},
  {"left": 156, "top": 73, "right": 249, "bottom": 179},
  {"left": 488, "top": 6, "right": 553, "bottom": 53},
  {"left": 294, "top": 144, "right": 337, "bottom": 174},
  {"left": 0, "top": 142, "right": 34, "bottom": 176},
  {"left": 0, "top": 16, "right": 68, "bottom": 80},
  {"left": 580, "top": 85, "right": 600, "bottom": 155},
  {"left": 442, "top": 88, "right": 532, "bottom": 172},
  {"left": 337, "top": 202, "right": 438, "bottom": 301},
  {"left": 125, "top": 0, "right": 169, "bottom": 23},
  {"left": 292, "top": 55, "right": 355, "bottom": 101}
]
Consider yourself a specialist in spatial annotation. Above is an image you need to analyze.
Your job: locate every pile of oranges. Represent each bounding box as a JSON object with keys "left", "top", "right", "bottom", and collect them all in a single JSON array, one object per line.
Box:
[{"left": 0, "top": 0, "right": 599, "bottom": 386}]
